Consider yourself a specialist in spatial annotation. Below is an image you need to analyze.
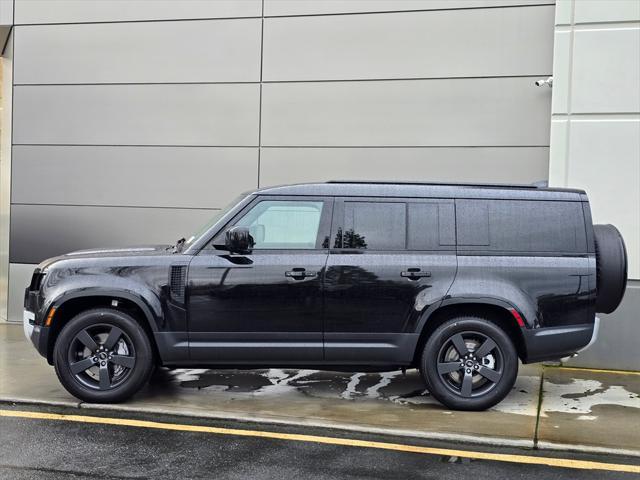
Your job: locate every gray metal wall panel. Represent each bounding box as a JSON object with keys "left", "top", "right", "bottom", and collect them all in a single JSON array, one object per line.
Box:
[
  {"left": 8, "top": 264, "right": 35, "bottom": 322},
  {"left": 14, "top": 0, "right": 262, "bottom": 24},
  {"left": 263, "top": 6, "right": 554, "bottom": 81},
  {"left": 261, "top": 78, "right": 551, "bottom": 147},
  {"left": 13, "top": 84, "right": 260, "bottom": 146},
  {"left": 264, "top": 0, "right": 554, "bottom": 16},
  {"left": 566, "top": 282, "right": 640, "bottom": 372},
  {"left": 12, "top": 146, "right": 258, "bottom": 209},
  {"left": 259, "top": 147, "right": 549, "bottom": 187},
  {"left": 14, "top": 19, "right": 262, "bottom": 84},
  {"left": 10, "top": 204, "right": 217, "bottom": 264}
]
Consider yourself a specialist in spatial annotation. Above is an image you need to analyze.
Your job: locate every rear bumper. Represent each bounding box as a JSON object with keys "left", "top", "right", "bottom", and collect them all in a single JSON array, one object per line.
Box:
[{"left": 522, "top": 321, "right": 597, "bottom": 363}]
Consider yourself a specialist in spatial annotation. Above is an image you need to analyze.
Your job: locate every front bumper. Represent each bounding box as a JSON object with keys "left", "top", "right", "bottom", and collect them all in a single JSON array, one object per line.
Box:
[
  {"left": 24, "top": 287, "right": 51, "bottom": 361},
  {"left": 522, "top": 321, "right": 597, "bottom": 363}
]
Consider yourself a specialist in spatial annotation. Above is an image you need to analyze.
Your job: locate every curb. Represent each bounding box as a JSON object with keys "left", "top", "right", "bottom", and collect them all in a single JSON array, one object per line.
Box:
[{"left": 3, "top": 396, "right": 639, "bottom": 458}]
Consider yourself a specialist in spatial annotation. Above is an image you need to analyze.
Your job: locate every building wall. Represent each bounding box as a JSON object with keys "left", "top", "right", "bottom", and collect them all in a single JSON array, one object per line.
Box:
[
  {"left": 2, "top": 0, "right": 556, "bottom": 322},
  {"left": 548, "top": 0, "right": 640, "bottom": 370}
]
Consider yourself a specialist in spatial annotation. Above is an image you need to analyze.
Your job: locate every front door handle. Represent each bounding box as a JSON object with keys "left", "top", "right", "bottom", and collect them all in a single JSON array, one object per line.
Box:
[
  {"left": 400, "top": 268, "right": 431, "bottom": 280},
  {"left": 285, "top": 268, "right": 317, "bottom": 280}
]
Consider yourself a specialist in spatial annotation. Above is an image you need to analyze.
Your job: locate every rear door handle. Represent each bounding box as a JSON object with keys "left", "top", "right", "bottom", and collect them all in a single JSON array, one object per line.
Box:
[
  {"left": 285, "top": 268, "right": 317, "bottom": 280},
  {"left": 400, "top": 268, "right": 431, "bottom": 280}
]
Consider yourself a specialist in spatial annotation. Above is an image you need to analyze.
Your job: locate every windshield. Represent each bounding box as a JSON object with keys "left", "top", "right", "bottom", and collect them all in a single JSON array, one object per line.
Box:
[{"left": 183, "top": 193, "right": 248, "bottom": 247}]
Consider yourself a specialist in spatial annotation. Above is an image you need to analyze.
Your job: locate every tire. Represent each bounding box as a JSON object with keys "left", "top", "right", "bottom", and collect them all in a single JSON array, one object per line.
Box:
[
  {"left": 53, "top": 308, "right": 154, "bottom": 403},
  {"left": 594, "top": 224, "right": 627, "bottom": 314},
  {"left": 420, "top": 316, "right": 518, "bottom": 411}
]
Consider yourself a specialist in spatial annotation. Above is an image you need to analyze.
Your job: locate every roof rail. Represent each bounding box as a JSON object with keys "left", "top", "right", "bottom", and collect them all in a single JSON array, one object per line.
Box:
[{"left": 325, "top": 180, "right": 541, "bottom": 189}]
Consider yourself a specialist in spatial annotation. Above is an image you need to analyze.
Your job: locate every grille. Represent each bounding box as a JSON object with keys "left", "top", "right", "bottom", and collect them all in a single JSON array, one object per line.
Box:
[{"left": 169, "top": 265, "right": 186, "bottom": 303}]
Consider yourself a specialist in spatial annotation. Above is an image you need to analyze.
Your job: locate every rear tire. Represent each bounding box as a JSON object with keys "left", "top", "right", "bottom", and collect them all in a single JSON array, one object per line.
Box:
[
  {"left": 594, "top": 224, "right": 627, "bottom": 314},
  {"left": 420, "top": 316, "right": 518, "bottom": 411},
  {"left": 53, "top": 308, "right": 154, "bottom": 403}
]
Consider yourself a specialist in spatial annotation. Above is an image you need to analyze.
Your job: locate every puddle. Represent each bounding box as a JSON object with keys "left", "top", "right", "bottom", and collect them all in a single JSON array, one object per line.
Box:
[
  {"left": 542, "top": 378, "right": 640, "bottom": 416},
  {"left": 162, "top": 368, "right": 541, "bottom": 415}
]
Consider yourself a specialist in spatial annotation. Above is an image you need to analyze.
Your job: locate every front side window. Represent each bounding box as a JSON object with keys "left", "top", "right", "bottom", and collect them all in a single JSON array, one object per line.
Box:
[{"left": 235, "top": 200, "right": 324, "bottom": 250}]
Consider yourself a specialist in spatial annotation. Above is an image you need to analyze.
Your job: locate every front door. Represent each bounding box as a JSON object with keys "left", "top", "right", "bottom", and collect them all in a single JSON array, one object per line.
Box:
[{"left": 187, "top": 196, "right": 332, "bottom": 363}]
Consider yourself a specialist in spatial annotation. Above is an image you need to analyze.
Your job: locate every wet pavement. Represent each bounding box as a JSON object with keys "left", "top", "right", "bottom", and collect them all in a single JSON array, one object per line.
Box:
[
  {"left": 1, "top": 324, "right": 639, "bottom": 454},
  {"left": 2, "top": 404, "right": 639, "bottom": 480}
]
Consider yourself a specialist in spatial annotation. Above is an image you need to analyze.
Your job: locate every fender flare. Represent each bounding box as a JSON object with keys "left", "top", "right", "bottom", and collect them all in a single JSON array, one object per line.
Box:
[
  {"left": 416, "top": 295, "right": 531, "bottom": 333},
  {"left": 49, "top": 288, "right": 161, "bottom": 332}
]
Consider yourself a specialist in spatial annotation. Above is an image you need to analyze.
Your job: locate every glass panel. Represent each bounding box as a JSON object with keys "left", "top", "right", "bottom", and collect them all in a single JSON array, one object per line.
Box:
[
  {"left": 185, "top": 193, "right": 248, "bottom": 246},
  {"left": 236, "top": 200, "right": 324, "bottom": 249},
  {"left": 342, "top": 202, "right": 406, "bottom": 250}
]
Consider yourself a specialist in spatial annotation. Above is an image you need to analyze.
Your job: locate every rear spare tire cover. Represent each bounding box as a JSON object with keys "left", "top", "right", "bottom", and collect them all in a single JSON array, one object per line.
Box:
[{"left": 594, "top": 224, "right": 627, "bottom": 314}]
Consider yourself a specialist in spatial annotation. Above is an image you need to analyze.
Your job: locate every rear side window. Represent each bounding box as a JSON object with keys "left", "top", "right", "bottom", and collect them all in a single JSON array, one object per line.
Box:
[
  {"left": 343, "top": 201, "right": 406, "bottom": 250},
  {"left": 456, "top": 199, "right": 587, "bottom": 253},
  {"left": 336, "top": 200, "right": 455, "bottom": 251}
]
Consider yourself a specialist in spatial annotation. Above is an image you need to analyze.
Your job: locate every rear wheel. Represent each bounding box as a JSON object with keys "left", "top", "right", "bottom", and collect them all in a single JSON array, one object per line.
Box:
[
  {"left": 53, "top": 308, "right": 154, "bottom": 403},
  {"left": 420, "top": 316, "right": 518, "bottom": 411}
]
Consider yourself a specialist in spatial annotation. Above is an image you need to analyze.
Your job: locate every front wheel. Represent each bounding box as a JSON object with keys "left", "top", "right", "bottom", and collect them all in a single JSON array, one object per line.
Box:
[
  {"left": 53, "top": 308, "right": 154, "bottom": 403},
  {"left": 420, "top": 316, "right": 518, "bottom": 411}
]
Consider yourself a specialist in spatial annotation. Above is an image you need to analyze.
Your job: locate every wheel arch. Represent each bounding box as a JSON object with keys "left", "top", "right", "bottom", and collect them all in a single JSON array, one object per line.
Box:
[
  {"left": 45, "top": 291, "right": 160, "bottom": 365},
  {"left": 413, "top": 300, "right": 528, "bottom": 365}
]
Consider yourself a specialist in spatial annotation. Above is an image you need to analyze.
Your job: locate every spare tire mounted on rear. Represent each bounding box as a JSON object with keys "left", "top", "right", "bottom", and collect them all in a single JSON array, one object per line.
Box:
[{"left": 594, "top": 224, "right": 627, "bottom": 314}]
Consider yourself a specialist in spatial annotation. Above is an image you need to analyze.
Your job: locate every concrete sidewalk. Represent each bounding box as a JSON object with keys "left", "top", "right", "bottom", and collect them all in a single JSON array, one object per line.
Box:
[{"left": 1, "top": 324, "right": 638, "bottom": 456}]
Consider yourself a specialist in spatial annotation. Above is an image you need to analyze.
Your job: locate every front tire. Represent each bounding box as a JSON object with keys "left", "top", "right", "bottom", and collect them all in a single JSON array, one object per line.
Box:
[
  {"left": 53, "top": 308, "right": 154, "bottom": 403},
  {"left": 420, "top": 316, "right": 518, "bottom": 411}
]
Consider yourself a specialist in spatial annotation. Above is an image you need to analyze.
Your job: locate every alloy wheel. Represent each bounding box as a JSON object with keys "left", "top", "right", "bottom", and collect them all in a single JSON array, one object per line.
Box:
[
  {"left": 67, "top": 323, "right": 136, "bottom": 390},
  {"left": 436, "top": 331, "right": 504, "bottom": 398}
]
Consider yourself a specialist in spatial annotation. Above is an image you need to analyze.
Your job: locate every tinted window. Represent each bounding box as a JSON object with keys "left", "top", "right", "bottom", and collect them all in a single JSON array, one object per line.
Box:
[
  {"left": 341, "top": 202, "right": 406, "bottom": 250},
  {"left": 457, "top": 199, "right": 587, "bottom": 253},
  {"left": 235, "top": 200, "right": 324, "bottom": 249},
  {"left": 407, "top": 202, "right": 456, "bottom": 250}
]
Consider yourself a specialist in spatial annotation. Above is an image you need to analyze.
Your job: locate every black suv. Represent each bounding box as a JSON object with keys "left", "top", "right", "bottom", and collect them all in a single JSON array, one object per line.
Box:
[{"left": 24, "top": 182, "right": 627, "bottom": 410}]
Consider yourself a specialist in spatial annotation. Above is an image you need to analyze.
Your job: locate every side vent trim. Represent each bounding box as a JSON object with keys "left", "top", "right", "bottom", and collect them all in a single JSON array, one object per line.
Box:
[{"left": 169, "top": 265, "right": 187, "bottom": 304}]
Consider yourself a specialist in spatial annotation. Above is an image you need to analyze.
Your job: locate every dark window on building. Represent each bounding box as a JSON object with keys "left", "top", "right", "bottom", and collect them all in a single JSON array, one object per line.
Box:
[{"left": 456, "top": 199, "right": 587, "bottom": 253}]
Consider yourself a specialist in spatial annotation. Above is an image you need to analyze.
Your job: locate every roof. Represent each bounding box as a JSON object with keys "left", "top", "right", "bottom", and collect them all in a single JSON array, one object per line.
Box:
[{"left": 254, "top": 181, "right": 587, "bottom": 201}]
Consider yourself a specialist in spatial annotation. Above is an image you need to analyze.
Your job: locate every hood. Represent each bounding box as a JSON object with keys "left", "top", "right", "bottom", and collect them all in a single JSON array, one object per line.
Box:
[
  {"left": 63, "top": 245, "right": 171, "bottom": 257},
  {"left": 37, "top": 245, "right": 173, "bottom": 270}
]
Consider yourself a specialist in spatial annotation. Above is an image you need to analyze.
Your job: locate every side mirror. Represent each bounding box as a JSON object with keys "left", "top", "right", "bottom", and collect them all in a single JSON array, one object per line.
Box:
[{"left": 225, "top": 226, "right": 254, "bottom": 254}]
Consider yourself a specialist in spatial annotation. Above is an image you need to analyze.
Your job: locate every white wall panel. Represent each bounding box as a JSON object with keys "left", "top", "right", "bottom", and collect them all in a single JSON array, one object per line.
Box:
[
  {"left": 265, "top": 0, "right": 554, "bottom": 16},
  {"left": 262, "top": 78, "right": 552, "bottom": 146},
  {"left": 259, "top": 147, "right": 549, "bottom": 187},
  {"left": 14, "top": 0, "right": 262, "bottom": 24},
  {"left": 15, "top": 19, "right": 262, "bottom": 84},
  {"left": 574, "top": 0, "right": 640, "bottom": 24},
  {"left": 13, "top": 84, "right": 260, "bottom": 146},
  {"left": 567, "top": 120, "right": 640, "bottom": 279},
  {"left": 264, "top": 6, "right": 554, "bottom": 80},
  {"left": 571, "top": 27, "right": 640, "bottom": 113},
  {"left": 12, "top": 146, "right": 258, "bottom": 209}
]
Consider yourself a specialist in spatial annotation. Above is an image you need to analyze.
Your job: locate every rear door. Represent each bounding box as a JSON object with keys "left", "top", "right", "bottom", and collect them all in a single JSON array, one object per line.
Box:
[{"left": 323, "top": 197, "right": 457, "bottom": 364}]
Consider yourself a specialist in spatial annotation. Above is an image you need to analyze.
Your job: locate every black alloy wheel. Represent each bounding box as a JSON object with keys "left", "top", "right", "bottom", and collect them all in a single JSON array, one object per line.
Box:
[
  {"left": 67, "top": 324, "right": 136, "bottom": 391},
  {"left": 54, "top": 308, "right": 154, "bottom": 403},
  {"left": 421, "top": 316, "right": 518, "bottom": 411},
  {"left": 436, "top": 331, "right": 504, "bottom": 398}
]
